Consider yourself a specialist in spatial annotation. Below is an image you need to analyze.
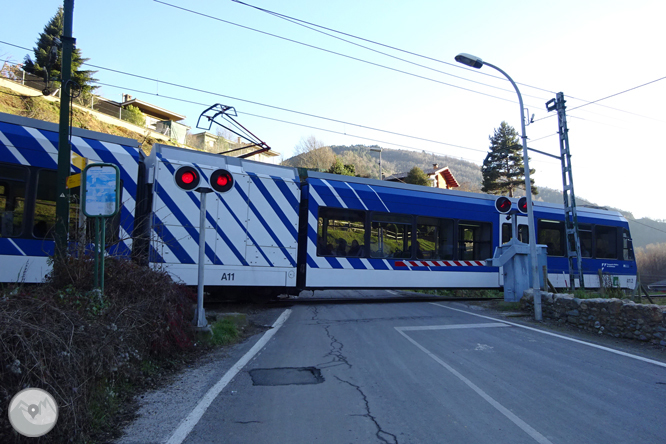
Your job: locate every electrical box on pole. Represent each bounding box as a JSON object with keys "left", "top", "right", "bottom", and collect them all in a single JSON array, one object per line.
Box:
[{"left": 546, "top": 92, "right": 585, "bottom": 291}]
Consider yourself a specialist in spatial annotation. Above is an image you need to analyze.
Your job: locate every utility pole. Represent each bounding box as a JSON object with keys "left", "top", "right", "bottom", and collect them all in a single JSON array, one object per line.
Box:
[
  {"left": 546, "top": 92, "right": 585, "bottom": 291},
  {"left": 54, "top": 0, "right": 75, "bottom": 260}
]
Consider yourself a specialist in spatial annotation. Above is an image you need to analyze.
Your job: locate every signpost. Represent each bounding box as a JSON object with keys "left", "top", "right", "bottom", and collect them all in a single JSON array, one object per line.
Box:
[{"left": 82, "top": 163, "right": 120, "bottom": 292}]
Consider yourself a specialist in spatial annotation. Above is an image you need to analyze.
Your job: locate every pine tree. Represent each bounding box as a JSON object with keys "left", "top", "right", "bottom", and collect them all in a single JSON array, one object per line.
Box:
[
  {"left": 404, "top": 166, "right": 431, "bottom": 186},
  {"left": 481, "top": 121, "right": 537, "bottom": 197},
  {"left": 23, "top": 7, "right": 97, "bottom": 98}
]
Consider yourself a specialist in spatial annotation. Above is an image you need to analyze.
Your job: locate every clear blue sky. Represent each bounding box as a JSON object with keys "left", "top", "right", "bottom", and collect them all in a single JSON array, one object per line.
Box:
[{"left": 2, "top": 0, "right": 665, "bottom": 220}]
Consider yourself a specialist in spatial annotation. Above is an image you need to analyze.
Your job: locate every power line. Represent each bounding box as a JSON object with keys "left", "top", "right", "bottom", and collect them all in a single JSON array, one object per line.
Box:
[
  {"left": 533, "top": 76, "right": 666, "bottom": 123},
  {"left": 229, "top": 1, "right": 551, "bottom": 102},
  {"left": 229, "top": 0, "right": 666, "bottom": 122},
  {"left": 625, "top": 217, "right": 666, "bottom": 235},
  {"left": 94, "top": 80, "right": 487, "bottom": 158},
  {"left": 0, "top": 42, "right": 491, "bottom": 153},
  {"left": 152, "top": 1, "right": 541, "bottom": 107}
]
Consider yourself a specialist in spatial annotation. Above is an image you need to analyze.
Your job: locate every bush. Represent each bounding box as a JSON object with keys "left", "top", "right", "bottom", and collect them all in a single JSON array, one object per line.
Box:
[
  {"left": 121, "top": 104, "right": 146, "bottom": 127},
  {"left": 0, "top": 256, "right": 196, "bottom": 442}
]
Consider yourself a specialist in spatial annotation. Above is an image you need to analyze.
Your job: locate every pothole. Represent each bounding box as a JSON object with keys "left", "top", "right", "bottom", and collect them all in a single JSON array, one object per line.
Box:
[{"left": 249, "top": 367, "right": 324, "bottom": 386}]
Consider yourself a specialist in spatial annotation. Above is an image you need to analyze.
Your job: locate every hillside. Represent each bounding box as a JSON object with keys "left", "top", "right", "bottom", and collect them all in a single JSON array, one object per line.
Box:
[
  {"left": 285, "top": 144, "right": 666, "bottom": 249},
  {"left": 0, "top": 85, "right": 169, "bottom": 154}
]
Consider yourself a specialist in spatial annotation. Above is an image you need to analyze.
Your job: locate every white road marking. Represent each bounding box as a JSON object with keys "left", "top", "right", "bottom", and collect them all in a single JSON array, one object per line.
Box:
[
  {"left": 397, "top": 323, "right": 509, "bottom": 331},
  {"left": 395, "top": 326, "right": 554, "bottom": 444},
  {"left": 165, "top": 309, "right": 292, "bottom": 444},
  {"left": 386, "top": 290, "right": 399, "bottom": 295},
  {"left": 430, "top": 302, "right": 666, "bottom": 369}
]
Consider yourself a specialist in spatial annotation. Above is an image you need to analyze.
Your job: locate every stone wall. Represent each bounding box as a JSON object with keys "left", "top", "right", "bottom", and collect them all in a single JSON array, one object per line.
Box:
[{"left": 520, "top": 290, "right": 666, "bottom": 346}]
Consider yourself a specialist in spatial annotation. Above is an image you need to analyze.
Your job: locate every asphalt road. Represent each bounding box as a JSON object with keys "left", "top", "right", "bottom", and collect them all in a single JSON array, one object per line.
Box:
[{"left": 178, "top": 291, "right": 666, "bottom": 444}]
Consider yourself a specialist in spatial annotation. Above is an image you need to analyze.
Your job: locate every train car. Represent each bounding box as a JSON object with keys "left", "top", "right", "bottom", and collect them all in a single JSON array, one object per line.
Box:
[
  {"left": 301, "top": 172, "right": 501, "bottom": 290},
  {"left": 0, "top": 112, "right": 142, "bottom": 283},
  {"left": 301, "top": 171, "right": 637, "bottom": 292},
  {"left": 0, "top": 113, "right": 637, "bottom": 295},
  {"left": 137, "top": 144, "right": 301, "bottom": 298},
  {"left": 531, "top": 203, "right": 636, "bottom": 289}
]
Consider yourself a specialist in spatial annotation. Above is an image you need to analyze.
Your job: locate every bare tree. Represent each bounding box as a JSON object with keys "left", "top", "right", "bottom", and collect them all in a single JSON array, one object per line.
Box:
[
  {"left": 291, "top": 135, "right": 336, "bottom": 171},
  {"left": 636, "top": 242, "right": 666, "bottom": 286}
]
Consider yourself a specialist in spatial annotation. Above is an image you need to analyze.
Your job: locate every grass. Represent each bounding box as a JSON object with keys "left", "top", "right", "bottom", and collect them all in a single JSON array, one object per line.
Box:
[{"left": 202, "top": 318, "right": 240, "bottom": 347}]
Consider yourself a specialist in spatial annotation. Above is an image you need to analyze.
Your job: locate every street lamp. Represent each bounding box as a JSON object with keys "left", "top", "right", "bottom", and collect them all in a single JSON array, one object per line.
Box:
[
  {"left": 369, "top": 147, "right": 383, "bottom": 179},
  {"left": 455, "top": 53, "right": 542, "bottom": 321}
]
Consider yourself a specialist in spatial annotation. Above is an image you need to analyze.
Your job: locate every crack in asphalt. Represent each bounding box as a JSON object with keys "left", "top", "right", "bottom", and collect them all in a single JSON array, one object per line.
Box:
[
  {"left": 322, "top": 324, "right": 352, "bottom": 369},
  {"left": 335, "top": 376, "right": 398, "bottom": 444}
]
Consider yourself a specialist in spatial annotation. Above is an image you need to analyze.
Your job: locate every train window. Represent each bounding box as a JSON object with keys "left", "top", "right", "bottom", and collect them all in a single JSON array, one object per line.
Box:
[
  {"left": 416, "top": 217, "right": 453, "bottom": 260},
  {"left": 458, "top": 221, "right": 491, "bottom": 260},
  {"left": 595, "top": 225, "right": 617, "bottom": 259},
  {"left": 579, "top": 224, "right": 592, "bottom": 258},
  {"left": 0, "top": 164, "right": 28, "bottom": 238},
  {"left": 33, "top": 170, "right": 58, "bottom": 239},
  {"left": 537, "top": 220, "right": 565, "bottom": 256},
  {"left": 501, "top": 223, "right": 529, "bottom": 244},
  {"left": 370, "top": 213, "right": 412, "bottom": 259},
  {"left": 317, "top": 207, "right": 366, "bottom": 257},
  {"left": 622, "top": 228, "right": 634, "bottom": 261}
]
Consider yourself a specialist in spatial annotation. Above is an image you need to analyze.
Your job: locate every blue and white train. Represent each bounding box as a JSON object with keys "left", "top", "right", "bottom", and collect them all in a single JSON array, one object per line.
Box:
[{"left": 0, "top": 112, "right": 637, "bottom": 297}]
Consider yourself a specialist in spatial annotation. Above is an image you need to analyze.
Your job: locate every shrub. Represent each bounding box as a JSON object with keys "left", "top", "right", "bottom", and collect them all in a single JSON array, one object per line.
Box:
[{"left": 0, "top": 256, "right": 195, "bottom": 442}]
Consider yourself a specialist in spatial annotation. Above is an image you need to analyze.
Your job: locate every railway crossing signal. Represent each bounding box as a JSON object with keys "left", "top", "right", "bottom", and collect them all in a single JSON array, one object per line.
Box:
[
  {"left": 518, "top": 196, "right": 528, "bottom": 214},
  {"left": 210, "top": 169, "right": 234, "bottom": 193},
  {"left": 495, "top": 196, "right": 512, "bottom": 213},
  {"left": 175, "top": 166, "right": 201, "bottom": 191}
]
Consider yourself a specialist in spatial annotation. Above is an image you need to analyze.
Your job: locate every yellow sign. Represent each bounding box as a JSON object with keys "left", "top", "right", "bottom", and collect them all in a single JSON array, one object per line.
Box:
[
  {"left": 66, "top": 173, "right": 81, "bottom": 189},
  {"left": 71, "top": 152, "right": 88, "bottom": 170}
]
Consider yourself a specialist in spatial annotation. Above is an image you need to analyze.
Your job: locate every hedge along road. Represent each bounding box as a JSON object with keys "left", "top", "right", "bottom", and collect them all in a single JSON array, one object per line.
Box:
[{"left": 155, "top": 292, "right": 666, "bottom": 444}]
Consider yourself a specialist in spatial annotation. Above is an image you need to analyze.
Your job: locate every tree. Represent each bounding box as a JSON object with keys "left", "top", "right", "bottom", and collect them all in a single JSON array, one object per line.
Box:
[
  {"left": 481, "top": 121, "right": 537, "bottom": 197},
  {"left": 404, "top": 167, "right": 431, "bottom": 186},
  {"left": 23, "top": 7, "right": 97, "bottom": 99},
  {"left": 291, "top": 136, "right": 336, "bottom": 171},
  {"left": 636, "top": 242, "right": 666, "bottom": 286},
  {"left": 328, "top": 158, "right": 355, "bottom": 176}
]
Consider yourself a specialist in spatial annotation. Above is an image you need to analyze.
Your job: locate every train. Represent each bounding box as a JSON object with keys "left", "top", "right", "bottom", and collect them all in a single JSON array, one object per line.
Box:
[{"left": 0, "top": 112, "right": 637, "bottom": 298}]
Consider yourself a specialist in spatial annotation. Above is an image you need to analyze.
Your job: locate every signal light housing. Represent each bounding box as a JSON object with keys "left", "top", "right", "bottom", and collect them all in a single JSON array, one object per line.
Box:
[
  {"left": 495, "top": 196, "right": 512, "bottom": 213},
  {"left": 517, "top": 196, "right": 528, "bottom": 214},
  {"left": 175, "top": 166, "right": 200, "bottom": 191},
  {"left": 211, "top": 169, "right": 234, "bottom": 193}
]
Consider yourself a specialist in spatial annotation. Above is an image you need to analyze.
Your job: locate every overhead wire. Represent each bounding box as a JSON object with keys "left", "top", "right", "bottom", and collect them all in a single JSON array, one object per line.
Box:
[
  {"left": 230, "top": 0, "right": 666, "bottom": 123},
  {"left": 228, "top": 1, "right": 551, "bottom": 102},
  {"left": 152, "top": 1, "right": 542, "bottom": 108},
  {"left": 93, "top": 80, "right": 487, "bottom": 159}
]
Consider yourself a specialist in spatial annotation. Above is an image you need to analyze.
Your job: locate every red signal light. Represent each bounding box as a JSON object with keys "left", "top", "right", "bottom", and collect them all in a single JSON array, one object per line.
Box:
[
  {"left": 182, "top": 171, "right": 196, "bottom": 184},
  {"left": 211, "top": 169, "right": 233, "bottom": 193},
  {"left": 518, "top": 196, "right": 528, "bottom": 214},
  {"left": 175, "top": 166, "right": 200, "bottom": 191},
  {"left": 495, "top": 196, "right": 512, "bottom": 213}
]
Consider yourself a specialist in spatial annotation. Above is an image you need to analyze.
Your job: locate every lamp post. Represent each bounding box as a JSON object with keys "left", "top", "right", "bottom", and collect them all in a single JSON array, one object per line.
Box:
[
  {"left": 455, "top": 53, "right": 542, "bottom": 321},
  {"left": 369, "top": 147, "right": 383, "bottom": 179}
]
